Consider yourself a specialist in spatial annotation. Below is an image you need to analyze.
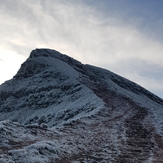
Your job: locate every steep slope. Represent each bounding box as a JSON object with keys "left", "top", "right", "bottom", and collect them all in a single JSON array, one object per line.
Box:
[{"left": 0, "top": 48, "right": 163, "bottom": 163}]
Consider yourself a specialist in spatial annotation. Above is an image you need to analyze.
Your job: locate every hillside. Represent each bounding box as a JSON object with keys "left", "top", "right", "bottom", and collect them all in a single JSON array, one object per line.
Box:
[{"left": 0, "top": 49, "right": 163, "bottom": 163}]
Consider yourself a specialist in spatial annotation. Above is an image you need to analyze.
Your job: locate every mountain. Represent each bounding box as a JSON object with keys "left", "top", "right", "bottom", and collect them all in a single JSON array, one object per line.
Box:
[{"left": 0, "top": 48, "right": 163, "bottom": 163}]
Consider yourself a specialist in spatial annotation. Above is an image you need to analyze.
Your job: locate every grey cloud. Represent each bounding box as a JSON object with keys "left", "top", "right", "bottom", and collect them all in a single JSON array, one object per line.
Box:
[
  {"left": 0, "top": 0, "right": 37, "bottom": 21},
  {"left": 111, "top": 59, "right": 163, "bottom": 80},
  {"left": 105, "top": 59, "right": 163, "bottom": 98}
]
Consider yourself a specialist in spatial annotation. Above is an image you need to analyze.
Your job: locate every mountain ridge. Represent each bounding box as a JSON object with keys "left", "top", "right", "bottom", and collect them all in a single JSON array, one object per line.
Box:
[
  {"left": 0, "top": 48, "right": 162, "bottom": 127},
  {"left": 31, "top": 48, "right": 162, "bottom": 103}
]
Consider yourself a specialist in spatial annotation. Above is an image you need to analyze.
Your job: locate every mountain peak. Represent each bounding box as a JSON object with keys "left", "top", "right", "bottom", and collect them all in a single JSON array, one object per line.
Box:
[
  {"left": 29, "top": 48, "right": 62, "bottom": 58},
  {"left": 29, "top": 48, "right": 82, "bottom": 66},
  {"left": 14, "top": 48, "right": 82, "bottom": 79}
]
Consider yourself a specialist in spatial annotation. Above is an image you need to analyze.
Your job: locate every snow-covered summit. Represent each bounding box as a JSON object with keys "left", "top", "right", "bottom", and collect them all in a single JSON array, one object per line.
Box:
[
  {"left": 29, "top": 48, "right": 82, "bottom": 68},
  {"left": 0, "top": 48, "right": 163, "bottom": 125},
  {"left": 29, "top": 49, "right": 62, "bottom": 58}
]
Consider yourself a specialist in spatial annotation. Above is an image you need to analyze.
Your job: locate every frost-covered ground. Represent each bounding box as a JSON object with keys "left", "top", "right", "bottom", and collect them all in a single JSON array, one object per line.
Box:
[{"left": 0, "top": 49, "right": 163, "bottom": 162}]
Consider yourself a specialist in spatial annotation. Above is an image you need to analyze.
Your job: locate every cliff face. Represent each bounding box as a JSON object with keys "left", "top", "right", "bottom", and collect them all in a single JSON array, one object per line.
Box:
[{"left": 0, "top": 49, "right": 163, "bottom": 162}]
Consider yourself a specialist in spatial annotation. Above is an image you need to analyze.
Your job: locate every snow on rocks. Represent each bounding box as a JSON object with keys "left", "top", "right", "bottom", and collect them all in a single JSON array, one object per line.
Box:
[{"left": 0, "top": 48, "right": 163, "bottom": 162}]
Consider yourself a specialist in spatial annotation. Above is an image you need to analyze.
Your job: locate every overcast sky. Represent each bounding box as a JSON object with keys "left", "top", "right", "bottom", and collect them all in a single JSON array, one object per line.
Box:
[{"left": 0, "top": 0, "right": 163, "bottom": 98}]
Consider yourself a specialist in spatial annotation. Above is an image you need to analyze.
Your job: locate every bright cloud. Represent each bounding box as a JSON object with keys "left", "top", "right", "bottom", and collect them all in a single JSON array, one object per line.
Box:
[{"left": 0, "top": 49, "right": 26, "bottom": 84}]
